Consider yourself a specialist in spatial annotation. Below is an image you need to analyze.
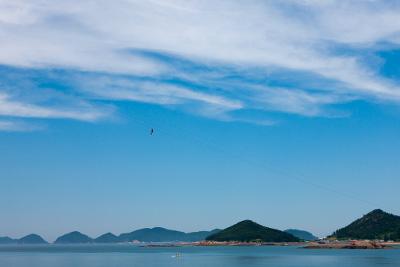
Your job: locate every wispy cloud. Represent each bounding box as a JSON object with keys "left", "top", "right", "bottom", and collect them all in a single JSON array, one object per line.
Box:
[
  {"left": 79, "top": 76, "right": 241, "bottom": 109},
  {"left": 0, "top": 91, "right": 111, "bottom": 122},
  {"left": 0, "top": 0, "right": 400, "bottom": 127},
  {"left": 0, "top": 119, "right": 40, "bottom": 132}
]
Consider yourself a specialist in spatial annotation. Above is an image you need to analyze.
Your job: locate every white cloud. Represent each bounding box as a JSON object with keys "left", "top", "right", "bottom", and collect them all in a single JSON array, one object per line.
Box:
[
  {"left": 247, "top": 86, "right": 353, "bottom": 117},
  {"left": 0, "top": 92, "right": 110, "bottom": 121},
  {"left": 78, "top": 76, "right": 242, "bottom": 109},
  {"left": 0, "top": 0, "right": 400, "bottom": 124},
  {"left": 0, "top": 120, "right": 39, "bottom": 132}
]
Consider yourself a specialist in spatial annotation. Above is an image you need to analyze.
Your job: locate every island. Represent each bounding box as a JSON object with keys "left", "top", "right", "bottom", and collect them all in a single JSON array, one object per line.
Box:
[
  {"left": 205, "top": 220, "right": 300, "bottom": 243},
  {"left": 284, "top": 229, "right": 318, "bottom": 241},
  {"left": 54, "top": 231, "right": 92, "bottom": 244},
  {"left": 329, "top": 209, "right": 400, "bottom": 241},
  {"left": 303, "top": 209, "right": 400, "bottom": 249},
  {"left": 18, "top": 234, "right": 48, "bottom": 245}
]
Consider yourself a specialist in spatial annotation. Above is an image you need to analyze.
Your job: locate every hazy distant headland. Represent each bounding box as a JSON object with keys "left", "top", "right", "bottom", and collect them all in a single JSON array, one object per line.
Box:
[
  {"left": 284, "top": 229, "right": 318, "bottom": 241},
  {"left": 0, "top": 234, "right": 48, "bottom": 245},
  {"left": 1, "top": 209, "right": 400, "bottom": 246},
  {"left": 0, "top": 228, "right": 222, "bottom": 245}
]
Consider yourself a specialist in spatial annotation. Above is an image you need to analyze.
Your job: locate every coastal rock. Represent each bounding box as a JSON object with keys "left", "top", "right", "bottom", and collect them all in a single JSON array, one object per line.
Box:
[{"left": 303, "top": 240, "right": 390, "bottom": 249}]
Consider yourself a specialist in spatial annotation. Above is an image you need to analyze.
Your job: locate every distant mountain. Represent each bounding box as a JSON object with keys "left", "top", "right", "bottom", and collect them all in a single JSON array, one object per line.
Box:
[
  {"left": 185, "top": 229, "right": 221, "bottom": 242},
  {"left": 1, "top": 228, "right": 221, "bottom": 245},
  {"left": 18, "top": 234, "right": 48, "bottom": 244},
  {"left": 0, "top": 236, "right": 16, "bottom": 244},
  {"left": 94, "top": 233, "right": 119, "bottom": 243},
  {"left": 206, "top": 220, "right": 300, "bottom": 242},
  {"left": 330, "top": 209, "right": 400, "bottom": 241},
  {"left": 118, "top": 227, "right": 220, "bottom": 242},
  {"left": 284, "top": 229, "right": 318, "bottom": 241},
  {"left": 55, "top": 231, "right": 92, "bottom": 244}
]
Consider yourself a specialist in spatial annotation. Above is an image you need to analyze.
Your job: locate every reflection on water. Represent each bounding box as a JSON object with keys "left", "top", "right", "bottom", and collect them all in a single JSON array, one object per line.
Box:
[{"left": 0, "top": 245, "right": 399, "bottom": 267}]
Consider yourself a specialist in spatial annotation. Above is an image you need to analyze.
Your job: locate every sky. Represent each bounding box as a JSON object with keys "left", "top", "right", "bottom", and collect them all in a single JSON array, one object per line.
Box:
[{"left": 0, "top": 0, "right": 400, "bottom": 242}]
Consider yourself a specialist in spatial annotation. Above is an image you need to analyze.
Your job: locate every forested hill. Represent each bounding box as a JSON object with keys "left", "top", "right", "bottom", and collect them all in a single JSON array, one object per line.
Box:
[
  {"left": 330, "top": 209, "right": 400, "bottom": 241},
  {"left": 206, "top": 220, "right": 300, "bottom": 242}
]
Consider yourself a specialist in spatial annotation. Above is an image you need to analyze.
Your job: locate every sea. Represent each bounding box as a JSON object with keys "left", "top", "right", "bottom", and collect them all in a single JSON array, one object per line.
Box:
[{"left": 0, "top": 244, "right": 399, "bottom": 267}]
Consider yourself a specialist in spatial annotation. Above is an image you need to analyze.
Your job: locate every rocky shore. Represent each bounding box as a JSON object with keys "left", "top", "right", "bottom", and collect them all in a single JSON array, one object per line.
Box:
[
  {"left": 142, "top": 240, "right": 399, "bottom": 249},
  {"left": 142, "top": 241, "right": 306, "bottom": 247},
  {"left": 196, "top": 241, "right": 306, "bottom": 246},
  {"left": 303, "top": 240, "right": 392, "bottom": 249}
]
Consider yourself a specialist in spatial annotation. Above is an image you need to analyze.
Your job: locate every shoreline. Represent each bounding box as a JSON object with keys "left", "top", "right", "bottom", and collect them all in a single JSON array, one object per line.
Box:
[
  {"left": 143, "top": 240, "right": 400, "bottom": 249},
  {"left": 303, "top": 240, "right": 399, "bottom": 249}
]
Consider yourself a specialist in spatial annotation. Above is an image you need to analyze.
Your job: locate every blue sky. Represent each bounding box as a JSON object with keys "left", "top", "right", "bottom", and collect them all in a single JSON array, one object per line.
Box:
[{"left": 1, "top": 0, "right": 400, "bottom": 241}]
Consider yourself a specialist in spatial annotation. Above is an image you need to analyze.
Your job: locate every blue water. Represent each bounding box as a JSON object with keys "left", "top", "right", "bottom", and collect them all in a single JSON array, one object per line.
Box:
[{"left": 0, "top": 244, "right": 399, "bottom": 267}]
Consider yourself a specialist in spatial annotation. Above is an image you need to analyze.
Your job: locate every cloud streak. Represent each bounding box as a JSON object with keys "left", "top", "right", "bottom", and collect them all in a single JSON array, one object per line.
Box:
[
  {"left": 0, "top": 91, "right": 110, "bottom": 122},
  {"left": 0, "top": 119, "right": 40, "bottom": 132},
  {"left": 0, "top": 0, "right": 400, "bottom": 128}
]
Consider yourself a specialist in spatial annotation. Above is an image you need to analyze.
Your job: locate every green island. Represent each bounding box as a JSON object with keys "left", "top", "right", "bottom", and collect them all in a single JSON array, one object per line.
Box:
[
  {"left": 206, "top": 220, "right": 300, "bottom": 242},
  {"left": 329, "top": 209, "right": 400, "bottom": 241}
]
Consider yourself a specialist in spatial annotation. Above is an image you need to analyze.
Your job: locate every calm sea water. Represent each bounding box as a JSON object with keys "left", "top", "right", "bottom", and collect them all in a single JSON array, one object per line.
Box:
[{"left": 0, "top": 244, "right": 399, "bottom": 267}]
